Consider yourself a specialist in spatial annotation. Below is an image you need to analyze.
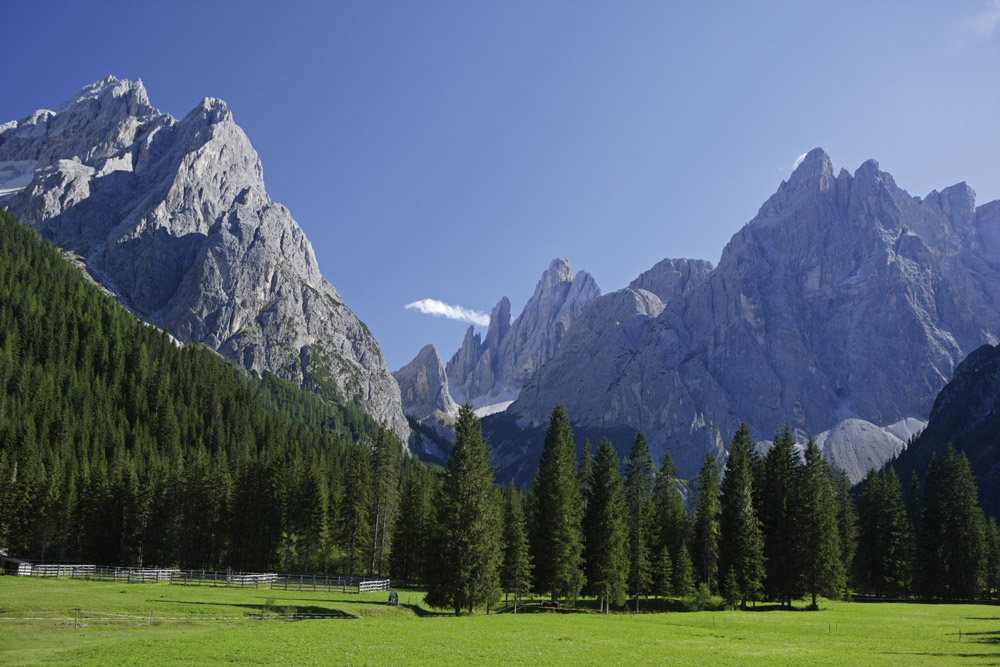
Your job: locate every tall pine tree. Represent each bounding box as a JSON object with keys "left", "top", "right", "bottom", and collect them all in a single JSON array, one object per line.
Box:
[
  {"left": 529, "top": 404, "right": 585, "bottom": 604},
  {"left": 760, "top": 425, "right": 802, "bottom": 607},
  {"left": 718, "top": 423, "right": 764, "bottom": 609},
  {"left": 425, "top": 405, "right": 502, "bottom": 615},
  {"left": 796, "top": 439, "right": 844, "bottom": 608},
  {"left": 583, "top": 438, "right": 628, "bottom": 614},
  {"left": 500, "top": 482, "right": 533, "bottom": 611}
]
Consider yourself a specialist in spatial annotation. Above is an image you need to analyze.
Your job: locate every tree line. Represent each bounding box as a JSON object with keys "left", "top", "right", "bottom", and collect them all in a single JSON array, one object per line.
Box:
[{"left": 419, "top": 405, "right": 1000, "bottom": 614}]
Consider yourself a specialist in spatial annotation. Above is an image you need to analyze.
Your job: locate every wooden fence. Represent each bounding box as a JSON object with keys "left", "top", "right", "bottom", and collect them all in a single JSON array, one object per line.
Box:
[
  {"left": 271, "top": 574, "right": 390, "bottom": 593},
  {"left": 7, "top": 561, "right": 388, "bottom": 593}
]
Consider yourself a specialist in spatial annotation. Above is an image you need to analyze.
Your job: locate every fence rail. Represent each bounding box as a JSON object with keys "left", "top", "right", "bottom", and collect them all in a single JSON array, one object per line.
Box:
[
  {"left": 7, "top": 561, "right": 389, "bottom": 593},
  {"left": 271, "top": 574, "right": 390, "bottom": 593}
]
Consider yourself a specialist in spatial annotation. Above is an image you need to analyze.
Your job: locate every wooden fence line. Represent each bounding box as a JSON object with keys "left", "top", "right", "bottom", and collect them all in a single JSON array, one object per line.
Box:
[{"left": 5, "top": 563, "right": 390, "bottom": 594}]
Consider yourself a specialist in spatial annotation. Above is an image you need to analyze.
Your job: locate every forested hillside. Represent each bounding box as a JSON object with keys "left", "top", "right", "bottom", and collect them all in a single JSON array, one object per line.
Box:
[{"left": 0, "top": 208, "right": 415, "bottom": 573}]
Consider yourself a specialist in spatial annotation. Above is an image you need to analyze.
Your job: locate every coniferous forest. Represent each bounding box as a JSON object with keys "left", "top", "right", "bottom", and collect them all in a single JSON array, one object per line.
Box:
[{"left": 2, "top": 207, "right": 999, "bottom": 613}]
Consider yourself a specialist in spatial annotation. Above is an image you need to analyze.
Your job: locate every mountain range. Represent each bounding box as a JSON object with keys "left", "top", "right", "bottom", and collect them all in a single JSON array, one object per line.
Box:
[
  {"left": 402, "top": 149, "right": 1000, "bottom": 483},
  {"left": 5, "top": 78, "right": 1000, "bottom": 485}
]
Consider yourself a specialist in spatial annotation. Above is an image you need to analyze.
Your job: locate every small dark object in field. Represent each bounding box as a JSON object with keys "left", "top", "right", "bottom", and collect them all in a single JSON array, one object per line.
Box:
[{"left": 388, "top": 591, "right": 398, "bottom": 606}]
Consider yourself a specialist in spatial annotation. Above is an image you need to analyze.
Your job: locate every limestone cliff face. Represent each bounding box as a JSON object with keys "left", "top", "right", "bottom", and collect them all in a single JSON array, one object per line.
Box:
[
  {"left": 393, "top": 344, "right": 458, "bottom": 421},
  {"left": 510, "top": 149, "right": 1000, "bottom": 476},
  {"left": 0, "top": 76, "right": 409, "bottom": 442},
  {"left": 445, "top": 258, "right": 601, "bottom": 405}
]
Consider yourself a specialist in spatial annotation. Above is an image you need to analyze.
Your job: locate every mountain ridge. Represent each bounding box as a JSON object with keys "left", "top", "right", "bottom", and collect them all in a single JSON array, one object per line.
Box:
[{"left": 0, "top": 76, "right": 410, "bottom": 443}]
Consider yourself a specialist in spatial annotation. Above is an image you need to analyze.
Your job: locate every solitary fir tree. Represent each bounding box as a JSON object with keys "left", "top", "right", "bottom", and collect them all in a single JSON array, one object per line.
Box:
[
  {"left": 425, "top": 405, "right": 503, "bottom": 615},
  {"left": 719, "top": 423, "right": 764, "bottom": 609},
  {"left": 796, "top": 439, "right": 844, "bottom": 608},
  {"left": 501, "top": 482, "right": 533, "bottom": 611},
  {"left": 529, "top": 404, "right": 585, "bottom": 604},
  {"left": 760, "top": 424, "right": 802, "bottom": 607},
  {"left": 583, "top": 438, "right": 628, "bottom": 614}
]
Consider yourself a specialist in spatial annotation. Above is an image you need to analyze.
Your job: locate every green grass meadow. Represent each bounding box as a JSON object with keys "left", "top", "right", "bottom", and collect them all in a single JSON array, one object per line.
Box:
[{"left": 2, "top": 577, "right": 999, "bottom": 665}]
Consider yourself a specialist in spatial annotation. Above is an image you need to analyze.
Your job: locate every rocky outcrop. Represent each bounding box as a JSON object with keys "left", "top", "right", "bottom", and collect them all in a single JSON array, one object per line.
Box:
[
  {"left": 628, "top": 257, "right": 713, "bottom": 304},
  {"left": 509, "top": 149, "right": 1000, "bottom": 477},
  {"left": 814, "top": 418, "right": 923, "bottom": 485},
  {"left": 0, "top": 76, "right": 409, "bottom": 443},
  {"left": 446, "top": 258, "right": 600, "bottom": 406},
  {"left": 393, "top": 344, "right": 458, "bottom": 421}
]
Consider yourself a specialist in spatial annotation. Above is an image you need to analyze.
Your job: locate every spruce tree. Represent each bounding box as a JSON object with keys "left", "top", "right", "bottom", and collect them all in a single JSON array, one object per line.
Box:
[
  {"left": 529, "top": 404, "right": 585, "bottom": 604},
  {"left": 917, "top": 447, "right": 987, "bottom": 599},
  {"left": 796, "top": 439, "right": 844, "bottom": 608},
  {"left": 501, "top": 482, "right": 533, "bottom": 611},
  {"left": 719, "top": 423, "right": 765, "bottom": 609},
  {"left": 674, "top": 543, "right": 695, "bottom": 597},
  {"left": 583, "top": 438, "right": 628, "bottom": 613},
  {"left": 760, "top": 424, "right": 802, "bottom": 607},
  {"left": 856, "top": 467, "right": 910, "bottom": 597},
  {"left": 652, "top": 451, "right": 688, "bottom": 573},
  {"left": 624, "top": 432, "right": 655, "bottom": 610},
  {"left": 692, "top": 451, "right": 721, "bottom": 592},
  {"left": 425, "top": 404, "right": 502, "bottom": 615}
]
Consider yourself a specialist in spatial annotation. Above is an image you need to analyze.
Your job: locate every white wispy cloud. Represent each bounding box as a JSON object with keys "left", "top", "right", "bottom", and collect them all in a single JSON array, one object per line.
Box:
[
  {"left": 405, "top": 298, "right": 490, "bottom": 326},
  {"left": 791, "top": 153, "right": 808, "bottom": 171},
  {"left": 969, "top": 0, "right": 1000, "bottom": 39}
]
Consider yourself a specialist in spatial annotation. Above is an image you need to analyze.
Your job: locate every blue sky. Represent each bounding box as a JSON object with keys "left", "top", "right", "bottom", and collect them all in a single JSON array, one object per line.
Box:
[{"left": 3, "top": 1, "right": 998, "bottom": 370}]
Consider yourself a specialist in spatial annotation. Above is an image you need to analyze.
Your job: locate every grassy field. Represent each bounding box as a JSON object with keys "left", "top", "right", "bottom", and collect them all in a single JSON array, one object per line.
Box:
[{"left": 2, "top": 577, "right": 999, "bottom": 665}]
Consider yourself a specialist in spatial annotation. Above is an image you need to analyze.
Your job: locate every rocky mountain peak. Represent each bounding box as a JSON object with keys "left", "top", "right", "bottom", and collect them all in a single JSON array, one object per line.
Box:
[
  {"left": 394, "top": 344, "right": 459, "bottom": 421},
  {"left": 443, "top": 257, "right": 601, "bottom": 407},
  {"left": 57, "top": 75, "right": 151, "bottom": 115},
  {"left": 788, "top": 147, "right": 834, "bottom": 188},
  {"left": 0, "top": 76, "right": 410, "bottom": 445},
  {"left": 484, "top": 297, "right": 512, "bottom": 351}
]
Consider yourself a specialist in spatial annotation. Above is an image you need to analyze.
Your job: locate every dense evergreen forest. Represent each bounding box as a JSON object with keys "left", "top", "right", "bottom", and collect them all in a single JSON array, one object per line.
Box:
[
  {"left": 3, "top": 207, "right": 998, "bottom": 614},
  {"left": 0, "top": 208, "right": 419, "bottom": 574}
]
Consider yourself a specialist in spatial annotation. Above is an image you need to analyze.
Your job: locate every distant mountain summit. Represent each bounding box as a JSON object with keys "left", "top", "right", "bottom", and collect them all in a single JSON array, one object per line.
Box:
[
  {"left": 443, "top": 258, "right": 601, "bottom": 410},
  {"left": 0, "top": 76, "right": 409, "bottom": 442}
]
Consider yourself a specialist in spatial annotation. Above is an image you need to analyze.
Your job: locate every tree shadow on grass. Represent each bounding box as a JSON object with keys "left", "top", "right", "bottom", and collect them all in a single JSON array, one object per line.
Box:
[
  {"left": 266, "top": 597, "right": 395, "bottom": 607},
  {"left": 167, "top": 600, "right": 356, "bottom": 618},
  {"left": 403, "top": 604, "right": 454, "bottom": 618}
]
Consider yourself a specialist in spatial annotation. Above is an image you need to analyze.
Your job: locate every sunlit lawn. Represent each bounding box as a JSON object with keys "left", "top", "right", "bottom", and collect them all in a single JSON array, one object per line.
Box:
[{"left": 2, "top": 577, "right": 999, "bottom": 665}]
